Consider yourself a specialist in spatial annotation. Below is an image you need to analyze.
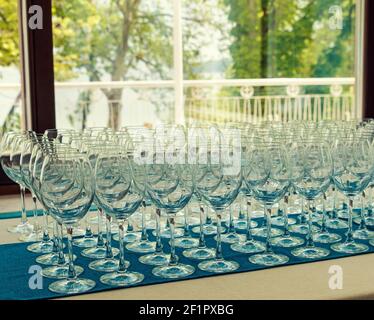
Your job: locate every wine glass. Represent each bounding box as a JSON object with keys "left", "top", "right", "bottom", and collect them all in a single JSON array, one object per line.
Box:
[
  {"left": 145, "top": 137, "right": 195, "bottom": 279},
  {"left": 196, "top": 141, "right": 242, "bottom": 273},
  {"left": 95, "top": 146, "right": 144, "bottom": 286},
  {"left": 40, "top": 150, "right": 95, "bottom": 294},
  {"left": 22, "top": 138, "right": 54, "bottom": 253},
  {"left": 246, "top": 144, "right": 290, "bottom": 266},
  {"left": 122, "top": 129, "right": 157, "bottom": 253},
  {"left": 0, "top": 132, "right": 34, "bottom": 234},
  {"left": 290, "top": 139, "right": 332, "bottom": 259},
  {"left": 331, "top": 136, "right": 374, "bottom": 254},
  {"left": 33, "top": 142, "right": 82, "bottom": 278}
]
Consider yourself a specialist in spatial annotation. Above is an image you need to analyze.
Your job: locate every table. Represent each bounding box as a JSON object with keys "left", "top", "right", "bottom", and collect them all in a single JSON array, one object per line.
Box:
[{"left": 0, "top": 194, "right": 373, "bottom": 300}]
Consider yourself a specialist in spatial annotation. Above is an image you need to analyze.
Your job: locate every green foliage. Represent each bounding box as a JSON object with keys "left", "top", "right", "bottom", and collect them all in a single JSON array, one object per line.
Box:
[
  {"left": 225, "top": 0, "right": 355, "bottom": 80},
  {"left": 0, "top": 1, "right": 20, "bottom": 67}
]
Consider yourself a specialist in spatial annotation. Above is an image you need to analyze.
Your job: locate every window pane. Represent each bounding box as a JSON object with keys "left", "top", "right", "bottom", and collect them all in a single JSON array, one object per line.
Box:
[
  {"left": 0, "top": 1, "right": 23, "bottom": 134},
  {"left": 183, "top": 0, "right": 357, "bottom": 124},
  {"left": 52, "top": 0, "right": 174, "bottom": 130}
]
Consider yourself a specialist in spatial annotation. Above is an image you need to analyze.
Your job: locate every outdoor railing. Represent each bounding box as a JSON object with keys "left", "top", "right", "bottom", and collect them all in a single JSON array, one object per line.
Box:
[{"left": 0, "top": 77, "right": 356, "bottom": 128}]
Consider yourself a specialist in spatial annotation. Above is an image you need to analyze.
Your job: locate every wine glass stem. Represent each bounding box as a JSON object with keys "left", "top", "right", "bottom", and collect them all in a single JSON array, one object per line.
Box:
[
  {"left": 228, "top": 206, "right": 235, "bottom": 233},
  {"left": 19, "top": 185, "right": 27, "bottom": 225},
  {"left": 84, "top": 217, "right": 92, "bottom": 238},
  {"left": 246, "top": 200, "right": 253, "bottom": 241},
  {"left": 57, "top": 222, "right": 66, "bottom": 265},
  {"left": 331, "top": 187, "right": 338, "bottom": 219},
  {"left": 117, "top": 220, "right": 128, "bottom": 273},
  {"left": 368, "top": 186, "right": 374, "bottom": 217},
  {"left": 346, "top": 197, "right": 354, "bottom": 242},
  {"left": 265, "top": 206, "right": 273, "bottom": 253},
  {"left": 155, "top": 208, "right": 163, "bottom": 253},
  {"left": 66, "top": 226, "right": 77, "bottom": 280},
  {"left": 359, "top": 192, "right": 367, "bottom": 230},
  {"left": 283, "top": 196, "right": 290, "bottom": 236},
  {"left": 168, "top": 215, "right": 178, "bottom": 266},
  {"left": 215, "top": 212, "right": 223, "bottom": 260},
  {"left": 321, "top": 194, "right": 327, "bottom": 233},
  {"left": 105, "top": 214, "right": 114, "bottom": 259},
  {"left": 306, "top": 200, "right": 315, "bottom": 247},
  {"left": 141, "top": 201, "right": 148, "bottom": 241},
  {"left": 198, "top": 203, "right": 206, "bottom": 248},
  {"left": 41, "top": 209, "right": 50, "bottom": 242},
  {"left": 52, "top": 220, "right": 59, "bottom": 253},
  {"left": 32, "top": 194, "right": 40, "bottom": 232},
  {"left": 96, "top": 208, "right": 104, "bottom": 247},
  {"left": 183, "top": 207, "right": 190, "bottom": 237}
]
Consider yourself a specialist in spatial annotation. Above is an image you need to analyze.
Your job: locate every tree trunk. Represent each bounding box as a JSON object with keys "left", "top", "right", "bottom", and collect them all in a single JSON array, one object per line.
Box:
[
  {"left": 260, "top": 0, "right": 270, "bottom": 79},
  {"left": 103, "top": 88, "right": 124, "bottom": 130}
]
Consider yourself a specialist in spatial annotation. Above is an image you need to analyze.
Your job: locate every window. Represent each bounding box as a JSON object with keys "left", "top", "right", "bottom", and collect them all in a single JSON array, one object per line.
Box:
[
  {"left": 0, "top": 1, "right": 23, "bottom": 135},
  {"left": 0, "top": 0, "right": 369, "bottom": 190}
]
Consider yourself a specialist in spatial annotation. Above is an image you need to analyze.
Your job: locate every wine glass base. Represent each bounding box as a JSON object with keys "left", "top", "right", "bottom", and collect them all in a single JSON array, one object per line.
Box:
[
  {"left": 113, "top": 232, "right": 141, "bottom": 243},
  {"left": 325, "top": 219, "right": 348, "bottom": 229},
  {"left": 231, "top": 240, "right": 266, "bottom": 253},
  {"left": 368, "top": 239, "right": 374, "bottom": 247},
  {"left": 19, "top": 231, "right": 43, "bottom": 242},
  {"left": 42, "top": 265, "right": 84, "bottom": 279},
  {"left": 270, "top": 235, "right": 304, "bottom": 248},
  {"left": 291, "top": 246, "right": 330, "bottom": 259},
  {"left": 62, "top": 227, "right": 86, "bottom": 238},
  {"left": 198, "top": 259, "right": 239, "bottom": 273},
  {"left": 313, "top": 232, "right": 341, "bottom": 244},
  {"left": 249, "top": 253, "right": 289, "bottom": 266},
  {"left": 73, "top": 237, "right": 97, "bottom": 248},
  {"left": 126, "top": 241, "right": 156, "bottom": 253},
  {"left": 89, "top": 258, "right": 129, "bottom": 272},
  {"left": 36, "top": 253, "right": 76, "bottom": 266},
  {"left": 271, "top": 216, "right": 297, "bottom": 227},
  {"left": 139, "top": 252, "right": 170, "bottom": 266},
  {"left": 215, "top": 233, "right": 243, "bottom": 244},
  {"left": 49, "top": 278, "right": 96, "bottom": 294},
  {"left": 100, "top": 271, "right": 144, "bottom": 287},
  {"left": 353, "top": 229, "right": 374, "bottom": 240},
  {"left": 8, "top": 222, "right": 33, "bottom": 234},
  {"left": 288, "top": 224, "right": 320, "bottom": 235},
  {"left": 233, "top": 220, "right": 258, "bottom": 230},
  {"left": 191, "top": 224, "right": 227, "bottom": 236},
  {"left": 81, "top": 246, "right": 119, "bottom": 259},
  {"left": 364, "top": 216, "right": 374, "bottom": 227},
  {"left": 251, "top": 227, "right": 283, "bottom": 238},
  {"left": 152, "top": 263, "right": 195, "bottom": 279},
  {"left": 174, "top": 237, "right": 199, "bottom": 249},
  {"left": 152, "top": 228, "right": 184, "bottom": 239},
  {"left": 331, "top": 242, "right": 369, "bottom": 254},
  {"left": 27, "top": 241, "right": 54, "bottom": 254},
  {"left": 182, "top": 247, "right": 216, "bottom": 260},
  {"left": 337, "top": 210, "right": 359, "bottom": 220}
]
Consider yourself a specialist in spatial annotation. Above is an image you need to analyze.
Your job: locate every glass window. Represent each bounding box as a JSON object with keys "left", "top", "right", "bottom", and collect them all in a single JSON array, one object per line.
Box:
[
  {"left": 183, "top": 0, "right": 357, "bottom": 124},
  {"left": 52, "top": 0, "right": 174, "bottom": 130},
  {"left": 0, "top": 1, "right": 23, "bottom": 135}
]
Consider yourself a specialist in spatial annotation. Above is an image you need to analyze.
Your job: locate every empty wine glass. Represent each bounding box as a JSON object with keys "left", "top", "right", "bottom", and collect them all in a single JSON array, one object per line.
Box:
[
  {"left": 145, "top": 137, "right": 195, "bottom": 278},
  {"left": 196, "top": 140, "right": 242, "bottom": 273},
  {"left": 331, "top": 137, "right": 374, "bottom": 254},
  {"left": 246, "top": 144, "right": 290, "bottom": 266},
  {"left": 95, "top": 146, "right": 144, "bottom": 286},
  {"left": 0, "top": 132, "right": 34, "bottom": 234},
  {"left": 290, "top": 140, "right": 332, "bottom": 259},
  {"left": 40, "top": 150, "right": 95, "bottom": 294}
]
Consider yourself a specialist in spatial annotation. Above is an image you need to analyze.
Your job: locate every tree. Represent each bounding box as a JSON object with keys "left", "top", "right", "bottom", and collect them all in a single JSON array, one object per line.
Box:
[
  {"left": 225, "top": 0, "right": 355, "bottom": 80},
  {"left": 52, "top": 0, "right": 229, "bottom": 129}
]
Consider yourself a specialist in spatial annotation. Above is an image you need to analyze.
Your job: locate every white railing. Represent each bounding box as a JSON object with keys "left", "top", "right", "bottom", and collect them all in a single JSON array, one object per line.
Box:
[{"left": 0, "top": 77, "right": 356, "bottom": 128}]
